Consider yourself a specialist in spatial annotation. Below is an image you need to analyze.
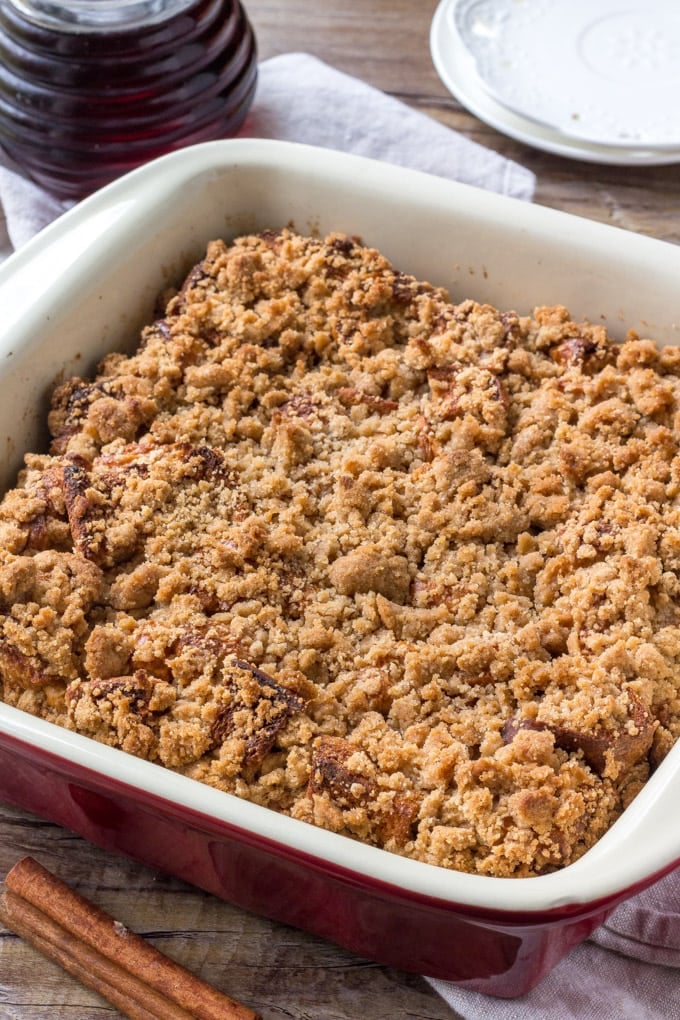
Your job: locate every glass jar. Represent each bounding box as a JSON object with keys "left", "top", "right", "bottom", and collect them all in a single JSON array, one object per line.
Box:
[{"left": 0, "top": 0, "right": 257, "bottom": 198}]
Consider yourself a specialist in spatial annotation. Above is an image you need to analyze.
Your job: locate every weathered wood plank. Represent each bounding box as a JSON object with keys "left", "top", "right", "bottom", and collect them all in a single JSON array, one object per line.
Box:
[{"left": 0, "top": 804, "right": 459, "bottom": 1019}]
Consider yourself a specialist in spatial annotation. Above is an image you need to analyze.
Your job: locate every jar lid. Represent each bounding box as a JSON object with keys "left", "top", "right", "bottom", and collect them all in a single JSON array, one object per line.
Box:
[{"left": 6, "top": 0, "right": 196, "bottom": 32}]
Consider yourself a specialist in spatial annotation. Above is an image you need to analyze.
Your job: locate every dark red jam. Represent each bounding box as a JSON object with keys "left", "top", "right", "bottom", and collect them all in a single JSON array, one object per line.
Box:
[{"left": 0, "top": 0, "right": 257, "bottom": 198}]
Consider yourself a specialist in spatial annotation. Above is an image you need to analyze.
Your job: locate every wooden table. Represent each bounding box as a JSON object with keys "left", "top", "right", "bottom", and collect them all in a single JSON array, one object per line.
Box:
[{"left": 1, "top": 2, "right": 679, "bottom": 1017}]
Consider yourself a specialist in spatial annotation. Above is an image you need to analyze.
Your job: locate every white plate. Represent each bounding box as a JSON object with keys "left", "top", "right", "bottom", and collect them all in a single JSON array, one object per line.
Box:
[
  {"left": 452, "top": 0, "right": 680, "bottom": 148},
  {"left": 431, "top": 0, "right": 680, "bottom": 165}
]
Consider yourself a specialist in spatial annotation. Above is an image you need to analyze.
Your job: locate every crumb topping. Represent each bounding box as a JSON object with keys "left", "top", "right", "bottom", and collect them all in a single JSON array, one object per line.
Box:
[{"left": 1, "top": 228, "right": 679, "bottom": 877}]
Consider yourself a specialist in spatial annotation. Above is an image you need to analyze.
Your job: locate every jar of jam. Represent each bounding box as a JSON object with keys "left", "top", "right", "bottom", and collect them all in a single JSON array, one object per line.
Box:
[{"left": 0, "top": 0, "right": 257, "bottom": 199}]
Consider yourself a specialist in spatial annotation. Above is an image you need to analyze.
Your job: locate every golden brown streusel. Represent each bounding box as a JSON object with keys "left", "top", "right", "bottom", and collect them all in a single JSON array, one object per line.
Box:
[{"left": 1, "top": 228, "right": 679, "bottom": 877}]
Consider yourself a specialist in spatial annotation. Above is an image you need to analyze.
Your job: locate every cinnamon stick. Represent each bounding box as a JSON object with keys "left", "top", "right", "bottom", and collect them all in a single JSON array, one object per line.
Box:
[
  {"left": 1, "top": 857, "right": 259, "bottom": 1020},
  {"left": 0, "top": 889, "right": 178, "bottom": 1020}
]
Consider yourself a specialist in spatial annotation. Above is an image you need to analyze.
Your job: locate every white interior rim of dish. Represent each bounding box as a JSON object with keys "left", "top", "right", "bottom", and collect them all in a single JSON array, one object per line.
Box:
[
  {"left": 449, "top": 0, "right": 680, "bottom": 149},
  {"left": 431, "top": 0, "right": 680, "bottom": 165}
]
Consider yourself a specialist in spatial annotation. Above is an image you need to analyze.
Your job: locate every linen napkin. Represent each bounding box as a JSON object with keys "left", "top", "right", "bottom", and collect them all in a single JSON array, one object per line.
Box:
[
  {"left": 0, "top": 52, "right": 535, "bottom": 261},
  {"left": 429, "top": 866, "right": 680, "bottom": 1019},
  {"left": 1, "top": 47, "right": 676, "bottom": 1020},
  {"left": 239, "top": 52, "right": 535, "bottom": 200}
]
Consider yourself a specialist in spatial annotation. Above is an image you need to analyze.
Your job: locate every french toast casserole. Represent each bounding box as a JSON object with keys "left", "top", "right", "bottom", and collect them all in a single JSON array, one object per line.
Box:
[{"left": 0, "top": 228, "right": 678, "bottom": 878}]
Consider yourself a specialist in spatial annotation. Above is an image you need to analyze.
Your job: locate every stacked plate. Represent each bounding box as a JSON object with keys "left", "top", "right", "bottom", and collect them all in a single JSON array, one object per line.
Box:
[{"left": 430, "top": 0, "right": 680, "bottom": 165}]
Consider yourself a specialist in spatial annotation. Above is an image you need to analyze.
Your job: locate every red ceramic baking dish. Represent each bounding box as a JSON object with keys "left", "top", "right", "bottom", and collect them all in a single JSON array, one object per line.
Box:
[{"left": 0, "top": 139, "right": 679, "bottom": 996}]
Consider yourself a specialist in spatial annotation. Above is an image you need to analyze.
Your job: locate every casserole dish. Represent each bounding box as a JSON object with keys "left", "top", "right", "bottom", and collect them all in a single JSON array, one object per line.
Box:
[{"left": 0, "top": 138, "right": 679, "bottom": 996}]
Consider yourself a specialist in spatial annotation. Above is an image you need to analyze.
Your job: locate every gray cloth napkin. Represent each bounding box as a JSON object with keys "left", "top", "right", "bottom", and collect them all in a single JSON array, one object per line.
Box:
[
  {"left": 0, "top": 146, "right": 71, "bottom": 258},
  {"left": 429, "top": 866, "right": 680, "bottom": 1019},
  {"left": 239, "top": 52, "right": 535, "bottom": 199},
  {"left": 1, "top": 47, "right": 676, "bottom": 1020}
]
